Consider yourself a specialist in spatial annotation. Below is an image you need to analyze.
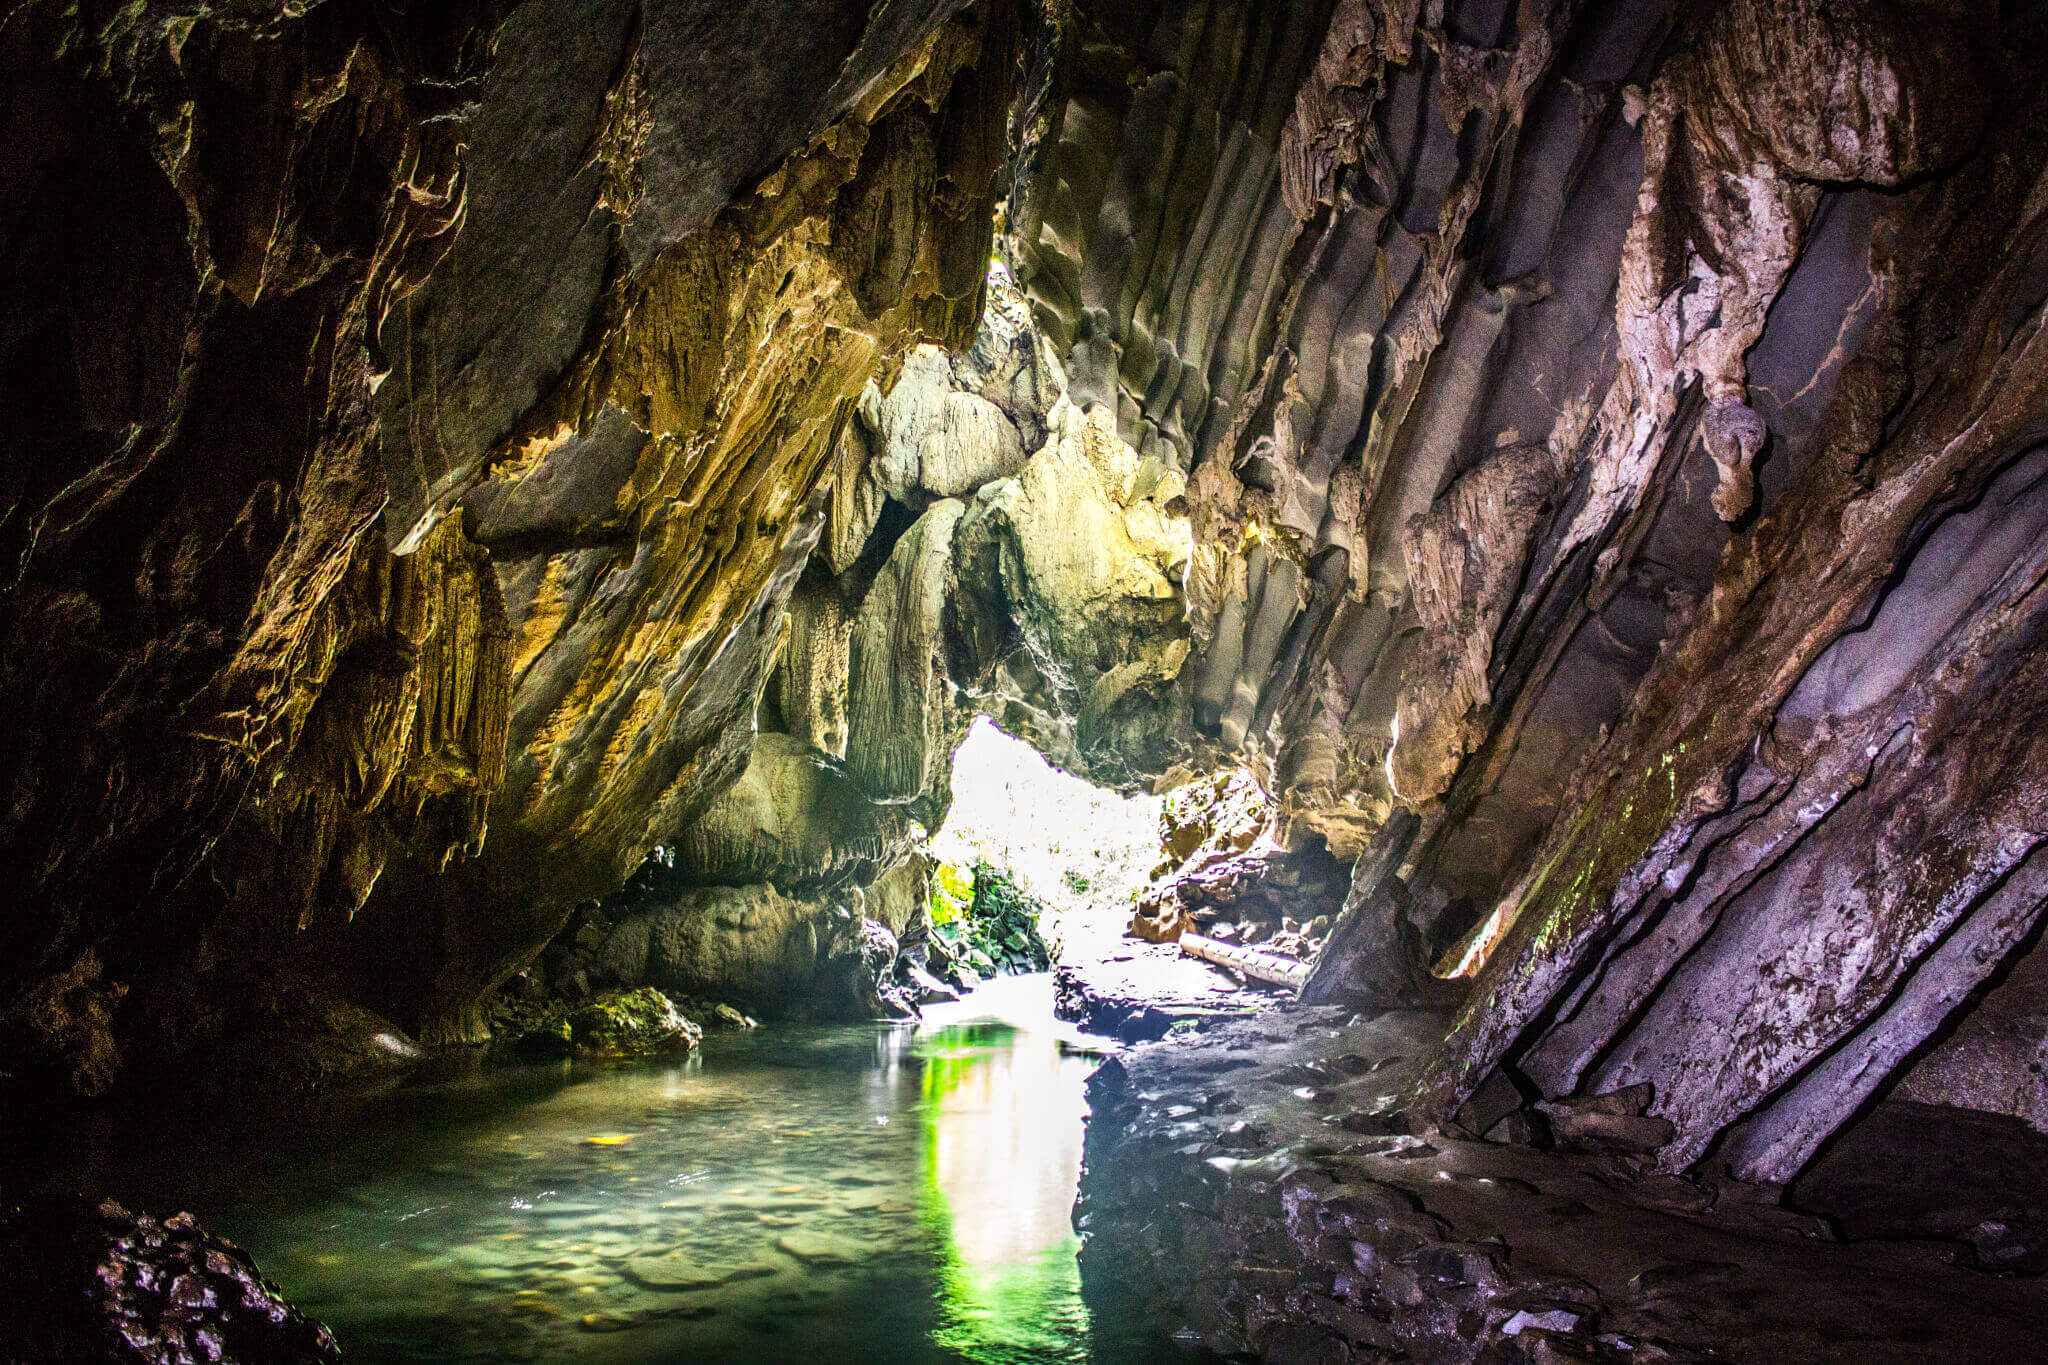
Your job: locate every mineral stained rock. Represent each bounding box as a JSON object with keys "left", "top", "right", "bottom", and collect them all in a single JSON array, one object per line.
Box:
[
  {"left": 515, "top": 986, "right": 703, "bottom": 1058},
  {"left": 1, "top": 0, "right": 513, "bottom": 1089}
]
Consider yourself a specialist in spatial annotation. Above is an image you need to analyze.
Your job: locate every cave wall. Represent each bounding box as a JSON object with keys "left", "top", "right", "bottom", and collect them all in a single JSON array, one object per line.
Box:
[
  {"left": 0, "top": 0, "right": 1024, "bottom": 1074},
  {"left": 1009, "top": 0, "right": 1689, "bottom": 863},
  {"left": 0, "top": 0, "right": 511, "bottom": 1089},
  {"left": 999, "top": 0, "right": 2048, "bottom": 1182}
]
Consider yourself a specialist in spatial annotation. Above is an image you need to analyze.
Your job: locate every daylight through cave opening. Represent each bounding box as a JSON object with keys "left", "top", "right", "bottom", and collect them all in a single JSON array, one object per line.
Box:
[{"left": 923, "top": 715, "right": 1159, "bottom": 984}]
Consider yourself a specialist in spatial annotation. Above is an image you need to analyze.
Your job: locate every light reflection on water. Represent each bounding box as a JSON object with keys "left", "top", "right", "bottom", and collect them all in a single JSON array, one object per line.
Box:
[{"left": 116, "top": 976, "right": 1180, "bottom": 1362}]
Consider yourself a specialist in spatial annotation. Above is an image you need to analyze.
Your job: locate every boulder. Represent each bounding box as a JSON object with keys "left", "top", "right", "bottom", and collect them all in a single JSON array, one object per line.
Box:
[
  {"left": 518, "top": 988, "right": 701, "bottom": 1059},
  {"left": 0, "top": 1198, "right": 339, "bottom": 1362}
]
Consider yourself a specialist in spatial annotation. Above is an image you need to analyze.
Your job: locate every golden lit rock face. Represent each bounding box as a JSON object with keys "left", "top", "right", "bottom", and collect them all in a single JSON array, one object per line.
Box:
[
  {"left": 498, "top": 2, "right": 1009, "bottom": 842},
  {"left": 958, "top": 396, "right": 1193, "bottom": 781},
  {"left": 342, "top": 2, "right": 1021, "bottom": 1040},
  {"left": 577, "top": 262, "right": 1202, "bottom": 1020},
  {"left": 0, "top": 0, "right": 1023, "bottom": 1073},
  {"left": 252, "top": 517, "right": 512, "bottom": 930}
]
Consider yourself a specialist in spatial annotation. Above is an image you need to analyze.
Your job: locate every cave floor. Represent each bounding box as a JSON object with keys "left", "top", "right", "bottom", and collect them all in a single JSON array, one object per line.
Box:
[
  {"left": 1077, "top": 1006, "right": 2048, "bottom": 1363},
  {"left": 1050, "top": 902, "right": 1279, "bottom": 1042}
]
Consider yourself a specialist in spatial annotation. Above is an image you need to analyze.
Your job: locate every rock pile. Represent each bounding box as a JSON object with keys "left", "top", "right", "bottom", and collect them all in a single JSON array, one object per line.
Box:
[
  {"left": 1132, "top": 847, "right": 1341, "bottom": 958},
  {"left": 1078, "top": 1008, "right": 2048, "bottom": 1363}
]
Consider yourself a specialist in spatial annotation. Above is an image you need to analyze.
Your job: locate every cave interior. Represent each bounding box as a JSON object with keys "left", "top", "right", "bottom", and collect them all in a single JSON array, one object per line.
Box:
[{"left": 6, "top": 0, "right": 2048, "bottom": 1360}]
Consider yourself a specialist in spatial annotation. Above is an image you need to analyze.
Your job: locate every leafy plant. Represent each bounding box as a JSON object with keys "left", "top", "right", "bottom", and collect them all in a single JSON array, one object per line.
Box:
[
  {"left": 930, "top": 862, "right": 1051, "bottom": 975},
  {"left": 930, "top": 860, "right": 975, "bottom": 926}
]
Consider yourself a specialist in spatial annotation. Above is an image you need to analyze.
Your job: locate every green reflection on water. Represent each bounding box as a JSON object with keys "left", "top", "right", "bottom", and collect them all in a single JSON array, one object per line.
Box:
[
  {"left": 913, "top": 1018, "right": 1092, "bottom": 1363},
  {"left": 9, "top": 978, "right": 1198, "bottom": 1362}
]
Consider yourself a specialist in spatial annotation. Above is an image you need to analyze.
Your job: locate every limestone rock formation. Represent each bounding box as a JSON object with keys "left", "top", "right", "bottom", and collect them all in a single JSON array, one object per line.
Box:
[
  {"left": 0, "top": 0, "right": 512, "bottom": 1089},
  {"left": 1, "top": 0, "right": 1030, "bottom": 1065},
  {"left": 1130, "top": 824, "right": 1346, "bottom": 960},
  {"left": 1001, "top": 0, "right": 2048, "bottom": 1195},
  {"left": 515, "top": 986, "right": 704, "bottom": 1058},
  {"left": 349, "top": 0, "right": 1026, "bottom": 1043},
  {"left": 590, "top": 882, "right": 903, "bottom": 1019},
  {"left": 10, "top": 10, "right": 2048, "bottom": 1339},
  {"left": 560, "top": 268, "right": 1199, "bottom": 1022}
]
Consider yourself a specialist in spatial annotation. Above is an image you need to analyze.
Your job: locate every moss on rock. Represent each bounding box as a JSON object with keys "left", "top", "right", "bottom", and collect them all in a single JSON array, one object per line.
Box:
[{"left": 519, "top": 988, "right": 701, "bottom": 1059}]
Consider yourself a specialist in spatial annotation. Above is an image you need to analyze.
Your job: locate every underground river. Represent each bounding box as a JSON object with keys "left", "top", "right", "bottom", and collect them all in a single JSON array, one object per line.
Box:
[{"left": 10, "top": 977, "right": 1193, "bottom": 1363}]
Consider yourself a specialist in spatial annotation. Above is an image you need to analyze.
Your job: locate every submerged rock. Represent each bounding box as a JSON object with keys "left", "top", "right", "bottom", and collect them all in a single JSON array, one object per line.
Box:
[
  {"left": 709, "top": 1004, "right": 757, "bottom": 1031},
  {"left": 620, "top": 1253, "right": 779, "bottom": 1293},
  {"left": 774, "top": 1231, "right": 864, "bottom": 1265}
]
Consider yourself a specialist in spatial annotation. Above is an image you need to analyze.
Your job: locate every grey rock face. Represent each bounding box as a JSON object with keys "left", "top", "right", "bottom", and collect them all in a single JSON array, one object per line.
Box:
[{"left": 1002, "top": 0, "right": 2048, "bottom": 1194}]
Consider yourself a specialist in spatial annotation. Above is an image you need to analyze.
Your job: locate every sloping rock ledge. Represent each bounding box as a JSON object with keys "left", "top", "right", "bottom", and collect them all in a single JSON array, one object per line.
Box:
[{"left": 1077, "top": 1009, "right": 2048, "bottom": 1363}]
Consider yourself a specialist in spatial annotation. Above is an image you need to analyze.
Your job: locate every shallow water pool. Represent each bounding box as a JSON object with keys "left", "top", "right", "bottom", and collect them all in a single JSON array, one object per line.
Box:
[{"left": 57, "top": 976, "right": 1189, "bottom": 1362}]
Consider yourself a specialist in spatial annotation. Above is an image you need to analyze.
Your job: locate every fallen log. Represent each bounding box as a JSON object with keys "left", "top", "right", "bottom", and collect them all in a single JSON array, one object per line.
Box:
[{"left": 1179, "top": 932, "right": 1310, "bottom": 989}]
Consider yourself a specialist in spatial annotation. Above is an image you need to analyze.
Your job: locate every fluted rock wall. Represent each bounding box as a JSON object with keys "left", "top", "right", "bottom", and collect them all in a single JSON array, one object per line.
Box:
[
  {"left": 1013, "top": 0, "right": 1682, "bottom": 859},
  {"left": 1006, "top": 0, "right": 2048, "bottom": 1181}
]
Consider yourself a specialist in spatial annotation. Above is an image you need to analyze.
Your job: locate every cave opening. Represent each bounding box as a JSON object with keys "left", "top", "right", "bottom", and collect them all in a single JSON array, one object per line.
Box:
[
  {"left": 916, "top": 713, "right": 1345, "bottom": 1047},
  {"left": 922, "top": 714, "right": 1159, "bottom": 982}
]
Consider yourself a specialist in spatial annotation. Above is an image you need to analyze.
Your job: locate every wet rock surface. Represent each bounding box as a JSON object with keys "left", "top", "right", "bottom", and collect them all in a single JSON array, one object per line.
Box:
[
  {"left": 1052, "top": 901, "right": 1268, "bottom": 1045},
  {"left": 1077, "top": 1007, "right": 2048, "bottom": 1363},
  {"left": 0, "top": 1197, "right": 339, "bottom": 1363},
  {"left": 513, "top": 987, "right": 704, "bottom": 1059}
]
